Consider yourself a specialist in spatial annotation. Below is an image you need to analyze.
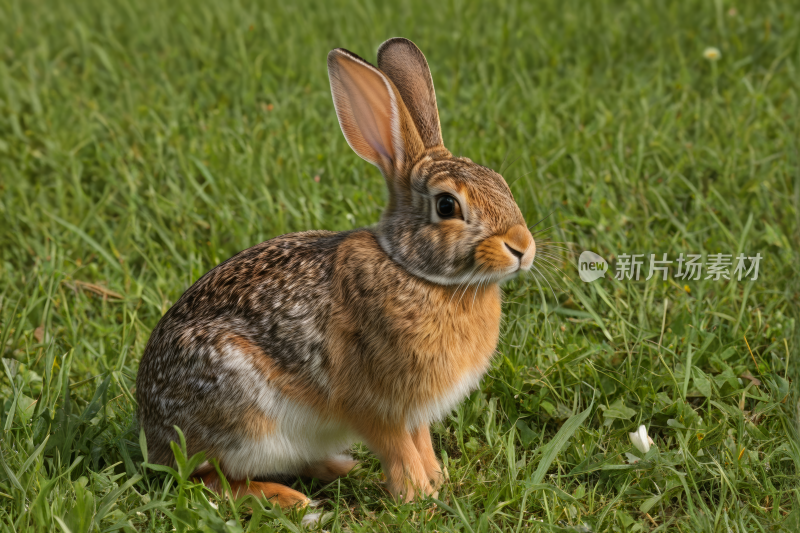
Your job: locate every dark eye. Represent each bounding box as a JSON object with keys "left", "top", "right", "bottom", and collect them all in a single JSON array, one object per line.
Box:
[{"left": 436, "top": 195, "right": 457, "bottom": 218}]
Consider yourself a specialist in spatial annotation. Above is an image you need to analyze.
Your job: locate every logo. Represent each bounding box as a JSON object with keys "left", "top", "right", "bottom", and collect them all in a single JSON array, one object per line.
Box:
[
  {"left": 579, "top": 251, "right": 608, "bottom": 282},
  {"left": 576, "top": 251, "right": 762, "bottom": 282}
]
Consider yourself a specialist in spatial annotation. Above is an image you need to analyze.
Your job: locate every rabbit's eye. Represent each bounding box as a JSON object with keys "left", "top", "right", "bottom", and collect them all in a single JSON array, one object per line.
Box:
[{"left": 436, "top": 194, "right": 460, "bottom": 219}]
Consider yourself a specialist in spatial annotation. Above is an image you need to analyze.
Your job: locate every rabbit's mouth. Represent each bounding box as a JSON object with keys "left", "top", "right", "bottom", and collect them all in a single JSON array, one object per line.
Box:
[{"left": 473, "top": 224, "right": 536, "bottom": 281}]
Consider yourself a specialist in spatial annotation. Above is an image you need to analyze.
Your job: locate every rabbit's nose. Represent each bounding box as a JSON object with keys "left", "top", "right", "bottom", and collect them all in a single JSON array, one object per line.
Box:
[
  {"left": 503, "top": 225, "right": 535, "bottom": 270},
  {"left": 504, "top": 243, "right": 524, "bottom": 260}
]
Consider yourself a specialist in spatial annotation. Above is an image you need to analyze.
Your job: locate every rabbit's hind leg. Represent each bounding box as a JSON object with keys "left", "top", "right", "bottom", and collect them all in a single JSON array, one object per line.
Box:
[
  {"left": 300, "top": 454, "right": 358, "bottom": 483},
  {"left": 199, "top": 468, "right": 310, "bottom": 508}
]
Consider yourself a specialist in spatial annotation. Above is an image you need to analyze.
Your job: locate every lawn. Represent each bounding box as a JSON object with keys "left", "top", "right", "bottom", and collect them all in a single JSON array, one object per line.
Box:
[{"left": 1, "top": 0, "right": 799, "bottom": 531}]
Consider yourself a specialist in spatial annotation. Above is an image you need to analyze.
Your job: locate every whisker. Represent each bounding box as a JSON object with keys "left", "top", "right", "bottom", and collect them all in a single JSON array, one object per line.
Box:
[
  {"left": 526, "top": 275, "right": 549, "bottom": 320},
  {"left": 536, "top": 239, "right": 574, "bottom": 247},
  {"left": 532, "top": 223, "right": 561, "bottom": 235},
  {"left": 448, "top": 274, "right": 470, "bottom": 306},
  {"left": 499, "top": 146, "right": 511, "bottom": 173},
  {"left": 535, "top": 248, "right": 569, "bottom": 260},
  {"left": 535, "top": 259, "right": 568, "bottom": 272},
  {"left": 536, "top": 238, "right": 576, "bottom": 244},
  {"left": 537, "top": 251, "right": 574, "bottom": 261},
  {"left": 536, "top": 246, "right": 574, "bottom": 254},
  {"left": 536, "top": 256, "right": 568, "bottom": 277},
  {"left": 503, "top": 155, "right": 523, "bottom": 175},
  {"left": 471, "top": 273, "right": 494, "bottom": 313},
  {"left": 526, "top": 267, "right": 556, "bottom": 326},
  {"left": 471, "top": 275, "right": 485, "bottom": 311},
  {"left": 508, "top": 168, "right": 536, "bottom": 186},
  {"left": 535, "top": 252, "right": 570, "bottom": 266},
  {"left": 535, "top": 242, "right": 576, "bottom": 252},
  {"left": 535, "top": 248, "right": 569, "bottom": 257},
  {"left": 530, "top": 264, "right": 560, "bottom": 304},
  {"left": 535, "top": 251, "right": 568, "bottom": 266},
  {"left": 500, "top": 149, "right": 523, "bottom": 175},
  {"left": 536, "top": 240, "right": 577, "bottom": 248},
  {"left": 457, "top": 270, "right": 481, "bottom": 309},
  {"left": 455, "top": 279, "right": 472, "bottom": 309},
  {"left": 536, "top": 238, "right": 574, "bottom": 244},
  {"left": 531, "top": 260, "right": 568, "bottom": 288},
  {"left": 527, "top": 208, "right": 557, "bottom": 231},
  {"left": 534, "top": 256, "right": 573, "bottom": 283},
  {"left": 531, "top": 229, "right": 560, "bottom": 241}
]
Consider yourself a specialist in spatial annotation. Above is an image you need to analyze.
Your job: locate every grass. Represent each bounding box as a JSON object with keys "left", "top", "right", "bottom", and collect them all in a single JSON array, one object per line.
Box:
[{"left": 1, "top": 0, "right": 799, "bottom": 531}]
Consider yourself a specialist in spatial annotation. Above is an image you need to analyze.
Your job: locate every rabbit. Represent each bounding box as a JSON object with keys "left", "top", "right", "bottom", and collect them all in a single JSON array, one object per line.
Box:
[{"left": 136, "top": 37, "right": 536, "bottom": 507}]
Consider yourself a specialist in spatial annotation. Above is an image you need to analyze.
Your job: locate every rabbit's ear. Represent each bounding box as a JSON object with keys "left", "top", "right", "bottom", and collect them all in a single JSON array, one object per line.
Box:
[
  {"left": 328, "top": 48, "right": 419, "bottom": 178},
  {"left": 377, "top": 38, "right": 443, "bottom": 149}
]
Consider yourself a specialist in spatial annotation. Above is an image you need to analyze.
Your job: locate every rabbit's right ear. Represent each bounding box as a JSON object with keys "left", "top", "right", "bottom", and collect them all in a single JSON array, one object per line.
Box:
[
  {"left": 328, "top": 48, "right": 422, "bottom": 180},
  {"left": 377, "top": 38, "right": 444, "bottom": 150}
]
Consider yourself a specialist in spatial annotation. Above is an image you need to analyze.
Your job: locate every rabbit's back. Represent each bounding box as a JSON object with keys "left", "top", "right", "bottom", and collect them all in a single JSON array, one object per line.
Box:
[{"left": 136, "top": 230, "right": 354, "bottom": 471}]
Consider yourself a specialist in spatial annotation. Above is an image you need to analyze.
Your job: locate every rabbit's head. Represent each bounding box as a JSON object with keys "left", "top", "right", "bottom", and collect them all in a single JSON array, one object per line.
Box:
[{"left": 328, "top": 38, "right": 535, "bottom": 286}]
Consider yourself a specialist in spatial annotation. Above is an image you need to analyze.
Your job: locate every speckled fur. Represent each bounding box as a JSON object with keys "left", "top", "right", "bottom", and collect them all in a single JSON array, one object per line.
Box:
[{"left": 136, "top": 37, "right": 535, "bottom": 504}]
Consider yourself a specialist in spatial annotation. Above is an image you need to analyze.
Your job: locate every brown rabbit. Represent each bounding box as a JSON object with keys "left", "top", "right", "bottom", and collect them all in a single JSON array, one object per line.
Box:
[{"left": 136, "top": 37, "right": 536, "bottom": 507}]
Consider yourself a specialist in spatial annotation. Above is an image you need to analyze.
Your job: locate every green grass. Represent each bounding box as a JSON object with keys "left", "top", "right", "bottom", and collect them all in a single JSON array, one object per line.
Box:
[{"left": 1, "top": 0, "right": 799, "bottom": 531}]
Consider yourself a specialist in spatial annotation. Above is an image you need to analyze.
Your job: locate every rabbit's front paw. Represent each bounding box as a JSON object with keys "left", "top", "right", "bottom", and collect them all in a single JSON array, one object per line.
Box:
[
  {"left": 385, "top": 455, "right": 435, "bottom": 502},
  {"left": 390, "top": 472, "right": 436, "bottom": 503},
  {"left": 364, "top": 426, "right": 437, "bottom": 502},
  {"left": 412, "top": 426, "right": 444, "bottom": 490},
  {"left": 427, "top": 466, "right": 444, "bottom": 491}
]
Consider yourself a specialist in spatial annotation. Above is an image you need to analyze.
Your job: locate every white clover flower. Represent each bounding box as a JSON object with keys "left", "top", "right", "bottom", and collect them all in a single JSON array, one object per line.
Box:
[
  {"left": 629, "top": 425, "right": 655, "bottom": 454},
  {"left": 301, "top": 513, "right": 323, "bottom": 527},
  {"left": 302, "top": 511, "right": 332, "bottom": 529},
  {"left": 703, "top": 47, "right": 722, "bottom": 61}
]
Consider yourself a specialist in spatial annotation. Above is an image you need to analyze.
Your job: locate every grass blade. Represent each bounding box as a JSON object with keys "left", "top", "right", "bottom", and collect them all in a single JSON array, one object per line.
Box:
[
  {"left": 0, "top": 449, "right": 24, "bottom": 491},
  {"left": 16, "top": 435, "right": 49, "bottom": 479},
  {"left": 45, "top": 213, "right": 122, "bottom": 273},
  {"left": 530, "top": 402, "right": 593, "bottom": 485}
]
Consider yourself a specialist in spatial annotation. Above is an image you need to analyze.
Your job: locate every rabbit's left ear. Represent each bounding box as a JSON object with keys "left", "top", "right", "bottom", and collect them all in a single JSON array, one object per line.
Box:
[
  {"left": 328, "top": 48, "right": 424, "bottom": 181},
  {"left": 378, "top": 38, "right": 443, "bottom": 150}
]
